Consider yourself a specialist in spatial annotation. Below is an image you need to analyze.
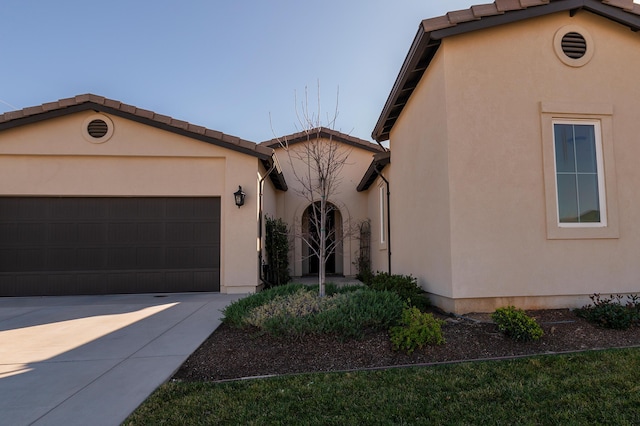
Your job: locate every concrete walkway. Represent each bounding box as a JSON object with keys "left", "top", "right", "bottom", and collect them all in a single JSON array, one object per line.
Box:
[{"left": 0, "top": 292, "right": 242, "bottom": 426}]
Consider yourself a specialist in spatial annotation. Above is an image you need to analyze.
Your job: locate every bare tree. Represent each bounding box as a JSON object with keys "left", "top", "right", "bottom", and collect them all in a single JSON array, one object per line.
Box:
[{"left": 271, "top": 83, "right": 351, "bottom": 297}]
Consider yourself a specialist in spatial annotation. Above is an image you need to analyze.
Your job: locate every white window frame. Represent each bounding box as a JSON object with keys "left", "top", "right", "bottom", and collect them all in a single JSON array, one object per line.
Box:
[
  {"left": 379, "top": 184, "right": 386, "bottom": 245},
  {"left": 540, "top": 102, "right": 619, "bottom": 240},
  {"left": 552, "top": 119, "right": 607, "bottom": 228}
]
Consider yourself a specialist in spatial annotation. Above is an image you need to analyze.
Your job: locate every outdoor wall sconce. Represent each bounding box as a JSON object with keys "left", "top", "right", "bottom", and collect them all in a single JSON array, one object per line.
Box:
[{"left": 234, "top": 186, "right": 246, "bottom": 208}]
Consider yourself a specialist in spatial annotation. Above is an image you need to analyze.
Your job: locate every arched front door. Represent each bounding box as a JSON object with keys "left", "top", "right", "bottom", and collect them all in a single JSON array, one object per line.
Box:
[{"left": 302, "top": 202, "right": 343, "bottom": 276}]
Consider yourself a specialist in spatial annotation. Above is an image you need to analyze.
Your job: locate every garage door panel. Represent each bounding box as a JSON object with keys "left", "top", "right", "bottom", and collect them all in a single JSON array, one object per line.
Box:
[
  {"left": 19, "top": 223, "right": 47, "bottom": 244},
  {"left": 138, "top": 223, "right": 163, "bottom": 242},
  {"left": 194, "top": 271, "right": 218, "bottom": 291},
  {"left": 78, "top": 223, "right": 107, "bottom": 243},
  {"left": 0, "top": 197, "right": 220, "bottom": 296},
  {"left": 49, "top": 223, "right": 78, "bottom": 242},
  {"left": 47, "top": 248, "right": 77, "bottom": 270},
  {"left": 165, "top": 247, "right": 193, "bottom": 268},
  {"left": 166, "top": 222, "right": 194, "bottom": 242},
  {"left": 137, "top": 247, "right": 164, "bottom": 268},
  {"left": 108, "top": 247, "right": 139, "bottom": 269},
  {"left": 108, "top": 199, "right": 139, "bottom": 219},
  {"left": 194, "top": 247, "right": 219, "bottom": 268},
  {"left": 16, "top": 249, "right": 45, "bottom": 271},
  {"left": 195, "top": 223, "right": 217, "bottom": 242},
  {"left": 138, "top": 198, "right": 166, "bottom": 219},
  {"left": 109, "top": 223, "right": 139, "bottom": 243},
  {"left": 77, "top": 248, "right": 107, "bottom": 269}
]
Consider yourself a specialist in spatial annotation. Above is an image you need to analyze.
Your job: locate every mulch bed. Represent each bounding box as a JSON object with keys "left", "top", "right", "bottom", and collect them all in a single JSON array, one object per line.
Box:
[{"left": 173, "top": 309, "right": 640, "bottom": 382}]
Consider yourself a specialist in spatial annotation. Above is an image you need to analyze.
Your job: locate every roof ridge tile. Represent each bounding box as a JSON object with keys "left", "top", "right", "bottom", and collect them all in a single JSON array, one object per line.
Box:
[
  {"left": 187, "top": 124, "right": 206, "bottom": 135},
  {"left": 471, "top": 3, "right": 503, "bottom": 18},
  {"left": 134, "top": 108, "right": 154, "bottom": 119},
  {"left": 169, "top": 118, "right": 189, "bottom": 130},
  {"left": 447, "top": 9, "right": 480, "bottom": 24},
  {"left": 103, "top": 99, "right": 122, "bottom": 109},
  {"left": 421, "top": 15, "right": 457, "bottom": 33},
  {"left": 58, "top": 97, "right": 77, "bottom": 107},
  {"left": 495, "top": 0, "right": 525, "bottom": 11},
  {"left": 520, "top": 0, "right": 549, "bottom": 7}
]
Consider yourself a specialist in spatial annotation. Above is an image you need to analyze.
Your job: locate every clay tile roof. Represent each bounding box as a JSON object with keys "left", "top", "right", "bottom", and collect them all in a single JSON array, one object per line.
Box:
[
  {"left": 471, "top": 3, "right": 503, "bottom": 17},
  {"left": 261, "top": 126, "right": 384, "bottom": 153},
  {"left": 496, "top": 0, "right": 527, "bottom": 12},
  {"left": 373, "top": 0, "right": 640, "bottom": 142},
  {"left": 447, "top": 9, "right": 481, "bottom": 24},
  {"left": 0, "top": 93, "right": 287, "bottom": 190}
]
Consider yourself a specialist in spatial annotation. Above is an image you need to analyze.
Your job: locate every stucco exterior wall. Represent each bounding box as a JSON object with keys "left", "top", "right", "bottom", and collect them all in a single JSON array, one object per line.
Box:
[
  {"left": 259, "top": 164, "right": 279, "bottom": 287},
  {"left": 273, "top": 138, "right": 373, "bottom": 278},
  {"left": 0, "top": 111, "right": 264, "bottom": 293},
  {"left": 389, "top": 47, "right": 454, "bottom": 299},
  {"left": 365, "top": 171, "right": 391, "bottom": 275},
  {"left": 394, "top": 10, "right": 640, "bottom": 312}
]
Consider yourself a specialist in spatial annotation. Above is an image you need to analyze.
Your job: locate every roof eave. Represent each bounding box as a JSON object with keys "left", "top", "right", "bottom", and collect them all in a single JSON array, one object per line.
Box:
[
  {"left": 0, "top": 98, "right": 273, "bottom": 161},
  {"left": 372, "top": 28, "right": 439, "bottom": 143},
  {"left": 356, "top": 151, "right": 391, "bottom": 192},
  {"left": 372, "top": 0, "right": 640, "bottom": 143}
]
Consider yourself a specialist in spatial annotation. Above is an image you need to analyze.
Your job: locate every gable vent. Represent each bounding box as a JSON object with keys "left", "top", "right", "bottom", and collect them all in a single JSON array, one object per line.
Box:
[
  {"left": 87, "top": 119, "right": 109, "bottom": 138},
  {"left": 561, "top": 32, "right": 587, "bottom": 59}
]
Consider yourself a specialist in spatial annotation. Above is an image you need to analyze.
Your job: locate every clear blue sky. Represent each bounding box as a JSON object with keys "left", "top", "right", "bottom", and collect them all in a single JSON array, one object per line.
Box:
[{"left": 0, "top": 1, "right": 498, "bottom": 142}]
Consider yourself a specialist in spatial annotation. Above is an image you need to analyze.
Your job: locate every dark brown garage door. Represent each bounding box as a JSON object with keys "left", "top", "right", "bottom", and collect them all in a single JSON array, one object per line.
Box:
[{"left": 0, "top": 197, "right": 220, "bottom": 296}]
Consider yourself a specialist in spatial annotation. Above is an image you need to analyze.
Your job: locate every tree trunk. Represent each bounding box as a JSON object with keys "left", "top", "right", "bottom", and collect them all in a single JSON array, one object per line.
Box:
[{"left": 318, "top": 195, "right": 326, "bottom": 297}]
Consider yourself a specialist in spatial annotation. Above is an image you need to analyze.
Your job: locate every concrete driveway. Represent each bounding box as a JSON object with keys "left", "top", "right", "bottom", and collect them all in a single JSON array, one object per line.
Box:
[{"left": 0, "top": 292, "right": 242, "bottom": 426}]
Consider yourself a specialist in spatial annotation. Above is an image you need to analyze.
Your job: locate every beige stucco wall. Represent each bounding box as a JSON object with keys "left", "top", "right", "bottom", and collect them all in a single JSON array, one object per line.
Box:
[
  {"left": 389, "top": 46, "right": 454, "bottom": 299},
  {"left": 259, "top": 163, "right": 279, "bottom": 287},
  {"left": 390, "top": 10, "right": 640, "bottom": 313},
  {"left": 0, "top": 111, "right": 265, "bottom": 293},
  {"left": 365, "top": 170, "right": 391, "bottom": 275},
  {"left": 272, "top": 138, "right": 373, "bottom": 278}
]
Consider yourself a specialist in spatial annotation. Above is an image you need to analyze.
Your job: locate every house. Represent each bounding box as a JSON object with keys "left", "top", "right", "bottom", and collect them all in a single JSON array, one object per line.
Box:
[
  {"left": 262, "top": 128, "right": 384, "bottom": 279},
  {"left": 4, "top": 1, "right": 639, "bottom": 314},
  {"left": 0, "top": 94, "right": 380, "bottom": 298},
  {"left": 0, "top": 94, "right": 286, "bottom": 296},
  {"left": 366, "top": 0, "right": 640, "bottom": 313}
]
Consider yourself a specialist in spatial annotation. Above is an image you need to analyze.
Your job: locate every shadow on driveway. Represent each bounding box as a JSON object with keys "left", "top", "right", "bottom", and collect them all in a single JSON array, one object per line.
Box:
[{"left": 0, "top": 292, "right": 242, "bottom": 426}]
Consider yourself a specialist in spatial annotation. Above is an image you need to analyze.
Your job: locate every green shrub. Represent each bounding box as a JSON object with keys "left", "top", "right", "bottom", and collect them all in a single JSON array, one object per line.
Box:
[
  {"left": 575, "top": 294, "right": 640, "bottom": 330},
  {"left": 323, "top": 283, "right": 365, "bottom": 296},
  {"left": 356, "top": 268, "right": 374, "bottom": 286},
  {"left": 491, "top": 306, "right": 544, "bottom": 342},
  {"left": 233, "top": 287, "right": 402, "bottom": 339},
  {"left": 389, "top": 306, "right": 445, "bottom": 354},
  {"left": 367, "top": 272, "right": 430, "bottom": 311},
  {"left": 310, "top": 290, "right": 403, "bottom": 339},
  {"left": 245, "top": 289, "right": 339, "bottom": 329},
  {"left": 222, "top": 283, "right": 306, "bottom": 327},
  {"left": 264, "top": 216, "right": 290, "bottom": 287}
]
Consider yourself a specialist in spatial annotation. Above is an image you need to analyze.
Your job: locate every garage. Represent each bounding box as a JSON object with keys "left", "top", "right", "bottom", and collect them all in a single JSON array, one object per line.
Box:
[{"left": 0, "top": 197, "right": 220, "bottom": 296}]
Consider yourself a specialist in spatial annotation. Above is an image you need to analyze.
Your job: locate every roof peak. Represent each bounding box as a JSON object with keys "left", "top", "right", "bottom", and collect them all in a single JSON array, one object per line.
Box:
[
  {"left": 262, "top": 126, "right": 384, "bottom": 153},
  {"left": 0, "top": 93, "right": 275, "bottom": 159},
  {"left": 373, "top": 0, "right": 640, "bottom": 142}
]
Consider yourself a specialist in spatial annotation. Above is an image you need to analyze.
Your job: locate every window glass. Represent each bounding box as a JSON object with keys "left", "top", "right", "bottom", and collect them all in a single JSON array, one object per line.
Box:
[{"left": 553, "top": 122, "right": 602, "bottom": 225}]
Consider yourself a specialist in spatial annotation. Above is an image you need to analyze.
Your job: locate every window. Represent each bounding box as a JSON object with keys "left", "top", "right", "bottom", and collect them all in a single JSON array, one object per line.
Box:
[
  {"left": 553, "top": 121, "right": 606, "bottom": 227},
  {"left": 379, "top": 184, "right": 386, "bottom": 245},
  {"left": 541, "top": 102, "right": 619, "bottom": 239}
]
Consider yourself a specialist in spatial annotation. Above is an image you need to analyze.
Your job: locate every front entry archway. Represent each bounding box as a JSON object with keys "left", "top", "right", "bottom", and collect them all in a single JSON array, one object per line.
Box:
[{"left": 301, "top": 202, "right": 343, "bottom": 276}]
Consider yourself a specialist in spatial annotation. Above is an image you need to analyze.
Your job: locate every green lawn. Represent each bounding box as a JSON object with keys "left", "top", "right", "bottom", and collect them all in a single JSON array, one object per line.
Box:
[{"left": 125, "top": 348, "right": 640, "bottom": 425}]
